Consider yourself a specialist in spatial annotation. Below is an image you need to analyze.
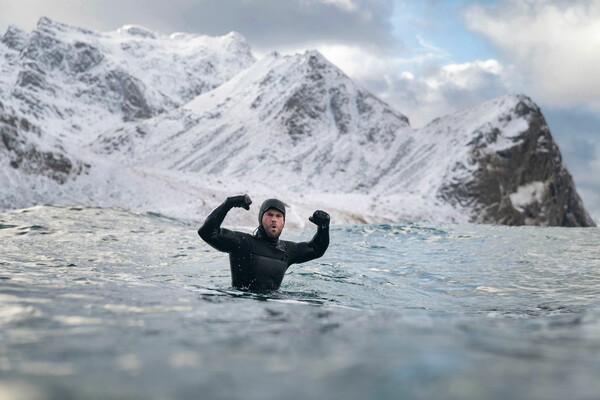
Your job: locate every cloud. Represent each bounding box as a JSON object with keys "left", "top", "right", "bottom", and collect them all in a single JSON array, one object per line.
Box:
[
  {"left": 464, "top": 0, "right": 600, "bottom": 110},
  {"left": 0, "top": 0, "right": 183, "bottom": 34},
  {"left": 314, "top": 0, "right": 359, "bottom": 12},
  {"left": 316, "top": 42, "right": 511, "bottom": 126},
  {"left": 408, "top": 59, "right": 511, "bottom": 125},
  {"left": 179, "top": 0, "right": 397, "bottom": 52},
  {"left": 0, "top": 0, "right": 397, "bottom": 53},
  {"left": 543, "top": 107, "right": 600, "bottom": 219}
]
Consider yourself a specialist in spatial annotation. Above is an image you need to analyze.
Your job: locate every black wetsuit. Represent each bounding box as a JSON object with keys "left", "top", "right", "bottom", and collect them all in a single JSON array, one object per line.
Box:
[{"left": 198, "top": 200, "right": 329, "bottom": 291}]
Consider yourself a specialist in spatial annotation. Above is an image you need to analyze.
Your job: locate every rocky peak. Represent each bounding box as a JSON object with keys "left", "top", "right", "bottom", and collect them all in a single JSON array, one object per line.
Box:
[
  {"left": 19, "top": 24, "right": 104, "bottom": 77},
  {"left": 0, "top": 17, "right": 257, "bottom": 191},
  {"left": 438, "top": 94, "right": 595, "bottom": 227},
  {"left": 272, "top": 50, "right": 409, "bottom": 144},
  {"left": 1, "top": 25, "right": 30, "bottom": 51},
  {"left": 35, "top": 16, "right": 98, "bottom": 37},
  {"left": 91, "top": 48, "right": 414, "bottom": 196},
  {"left": 4, "top": 17, "right": 256, "bottom": 145}
]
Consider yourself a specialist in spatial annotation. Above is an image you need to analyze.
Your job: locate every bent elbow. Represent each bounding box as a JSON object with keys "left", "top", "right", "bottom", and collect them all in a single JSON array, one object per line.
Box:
[
  {"left": 311, "top": 241, "right": 329, "bottom": 259},
  {"left": 316, "top": 245, "right": 328, "bottom": 258},
  {"left": 198, "top": 225, "right": 211, "bottom": 240}
]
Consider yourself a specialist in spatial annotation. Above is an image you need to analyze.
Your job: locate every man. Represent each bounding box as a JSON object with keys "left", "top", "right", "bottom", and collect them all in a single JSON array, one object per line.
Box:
[{"left": 198, "top": 194, "right": 330, "bottom": 291}]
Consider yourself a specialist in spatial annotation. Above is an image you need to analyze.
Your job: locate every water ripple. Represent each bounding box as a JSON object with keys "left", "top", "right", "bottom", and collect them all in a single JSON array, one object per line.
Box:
[{"left": 1, "top": 205, "right": 599, "bottom": 399}]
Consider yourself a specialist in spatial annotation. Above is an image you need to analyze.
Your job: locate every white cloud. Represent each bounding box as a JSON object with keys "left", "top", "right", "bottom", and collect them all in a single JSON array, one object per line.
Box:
[
  {"left": 315, "top": 43, "right": 511, "bottom": 126},
  {"left": 316, "top": 0, "right": 359, "bottom": 12},
  {"left": 412, "top": 59, "right": 510, "bottom": 126},
  {"left": 465, "top": 0, "right": 600, "bottom": 110},
  {"left": 315, "top": 44, "right": 419, "bottom": 80},
  {"left": 427, "top": 60, "right": 504, "bottom": 89}
]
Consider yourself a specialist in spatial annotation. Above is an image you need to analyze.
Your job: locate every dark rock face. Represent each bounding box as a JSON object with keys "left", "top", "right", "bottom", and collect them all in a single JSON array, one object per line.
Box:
[
  {"left": 71, "top": 41, "right": 105, "bottom": 73},
  {"left": 281, "top": 55, "right": 329, "bottom": 142},
  {"left": 439, "top": 96, "right": 595, "bottom": 227},
  {"left": 15, "top": 25, "right": 153, "bottom": 123},
  {"left": 0, "top": 103, "right": 86, "bottom": 184},
  {"left": 104, "top": 69, "right": 153, "bottom": 121}
]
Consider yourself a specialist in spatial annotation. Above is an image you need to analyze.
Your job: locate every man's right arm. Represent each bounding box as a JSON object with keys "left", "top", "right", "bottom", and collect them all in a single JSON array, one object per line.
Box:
[{"left": 198, "top": 195, "right": 252, "bottom": 252}]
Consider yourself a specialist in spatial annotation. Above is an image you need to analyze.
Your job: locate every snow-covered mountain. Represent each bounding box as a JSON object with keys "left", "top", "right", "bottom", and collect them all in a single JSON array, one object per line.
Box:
[
  {"left": 2, "top": 17, "right": 254, "bottom": 129},
  {"left": 377, "top": 95, "right": 593, "bottom": 226},
  {"left": 92, "top": 51, "right": 411, "bottom": 192},
  {"left": 0, "top": 18, "right": 594, "bottom": 227},
  {"left": 0, "top": 17, "right": 254, "bottom": 186}
]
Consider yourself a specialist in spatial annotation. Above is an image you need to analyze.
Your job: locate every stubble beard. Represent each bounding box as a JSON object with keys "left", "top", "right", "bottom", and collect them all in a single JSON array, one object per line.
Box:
[{"left": 265, "top": 224, "right": 282, "bottom": 239}]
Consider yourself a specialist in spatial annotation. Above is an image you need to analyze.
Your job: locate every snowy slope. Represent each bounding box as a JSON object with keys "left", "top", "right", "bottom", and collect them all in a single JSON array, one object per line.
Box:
[{"left": 92, "top": 51, "right": 411, "bottom": 193}]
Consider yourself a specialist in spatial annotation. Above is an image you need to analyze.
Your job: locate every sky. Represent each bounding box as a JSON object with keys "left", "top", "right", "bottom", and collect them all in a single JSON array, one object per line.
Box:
[{"left": 1, "top": 0, "right": 599, "bottom": 221}]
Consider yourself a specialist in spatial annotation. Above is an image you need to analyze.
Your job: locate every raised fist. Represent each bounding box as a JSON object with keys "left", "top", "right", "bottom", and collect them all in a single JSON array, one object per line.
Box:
[
  {"left": 227, "top": 194, "right": 252, "bottom": 210},
  {"left": 309, "top": 210, "right": 330, "bottom": 229}
]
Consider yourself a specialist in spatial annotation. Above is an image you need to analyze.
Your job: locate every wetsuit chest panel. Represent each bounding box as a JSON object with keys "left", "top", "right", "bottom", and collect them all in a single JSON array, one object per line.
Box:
[
  {"left": 248, "top": 237, "right": 288, "bottom": 290},
  {"left": 252, "top": 255, "right": 287, "bottom": 289}
]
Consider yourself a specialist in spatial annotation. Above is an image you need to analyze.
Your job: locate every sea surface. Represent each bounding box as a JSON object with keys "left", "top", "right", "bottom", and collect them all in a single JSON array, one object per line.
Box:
[{"left": 1, "top": 205, "right": 600, "bottom": 400}]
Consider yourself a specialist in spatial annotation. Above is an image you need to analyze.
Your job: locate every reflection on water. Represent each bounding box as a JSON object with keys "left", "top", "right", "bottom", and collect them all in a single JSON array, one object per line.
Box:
[{"left": 1, "top": 205, "right": 600, "bottom": 400}]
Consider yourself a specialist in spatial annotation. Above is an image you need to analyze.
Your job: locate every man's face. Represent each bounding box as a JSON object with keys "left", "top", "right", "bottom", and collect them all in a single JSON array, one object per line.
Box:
[{"left": 261, "top": 208, "right": 285, "bottom": 239}]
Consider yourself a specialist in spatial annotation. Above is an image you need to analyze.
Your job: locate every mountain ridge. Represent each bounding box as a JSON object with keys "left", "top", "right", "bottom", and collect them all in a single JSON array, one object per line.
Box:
[{"left": 0, "top": 17, "right": 594, "bottom": 227}]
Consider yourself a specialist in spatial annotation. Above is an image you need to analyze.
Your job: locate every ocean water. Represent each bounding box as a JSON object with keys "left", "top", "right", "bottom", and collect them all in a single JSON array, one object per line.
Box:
[{"left": 1, "top": 205, "right": 600, "bottom": 400}]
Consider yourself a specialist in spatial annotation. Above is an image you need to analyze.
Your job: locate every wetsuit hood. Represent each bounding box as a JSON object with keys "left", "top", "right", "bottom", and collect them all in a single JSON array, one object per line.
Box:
[{"left": 258, "top": 198, "right": 286, "bottom": 225}]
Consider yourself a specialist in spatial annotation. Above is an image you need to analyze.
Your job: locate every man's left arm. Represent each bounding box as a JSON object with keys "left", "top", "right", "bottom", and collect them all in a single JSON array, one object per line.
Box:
[{"left": 288, "top": 210, "right": 330, "bottom": 264}]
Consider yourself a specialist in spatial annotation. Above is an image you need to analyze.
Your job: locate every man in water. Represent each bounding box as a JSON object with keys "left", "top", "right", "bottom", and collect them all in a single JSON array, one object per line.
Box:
[{"left": 198, "top": 194, "right": 330, "bottom": 291}]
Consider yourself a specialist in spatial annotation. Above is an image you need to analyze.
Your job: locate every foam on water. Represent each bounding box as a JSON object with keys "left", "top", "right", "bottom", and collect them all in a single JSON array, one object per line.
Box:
[{"left": 1, "top": 205, "right": 600, "bottom": 400}]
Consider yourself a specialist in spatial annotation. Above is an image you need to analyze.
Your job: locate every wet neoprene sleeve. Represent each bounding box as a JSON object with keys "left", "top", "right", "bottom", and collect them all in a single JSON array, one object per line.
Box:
[
  {"left": 288, "top": 226, "right": 329, "bottom": 265},
  {"left": 198, "top": 198, "right": 242, "bottom": 253}
]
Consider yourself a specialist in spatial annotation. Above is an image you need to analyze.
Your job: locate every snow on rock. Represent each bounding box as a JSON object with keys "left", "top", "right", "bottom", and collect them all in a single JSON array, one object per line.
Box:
[
  {"left": 1, "top": 25, "right": 30, "bottom": 51},
  {"left": 509, "top": 181, "right": 546, "bottom": 211}
]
